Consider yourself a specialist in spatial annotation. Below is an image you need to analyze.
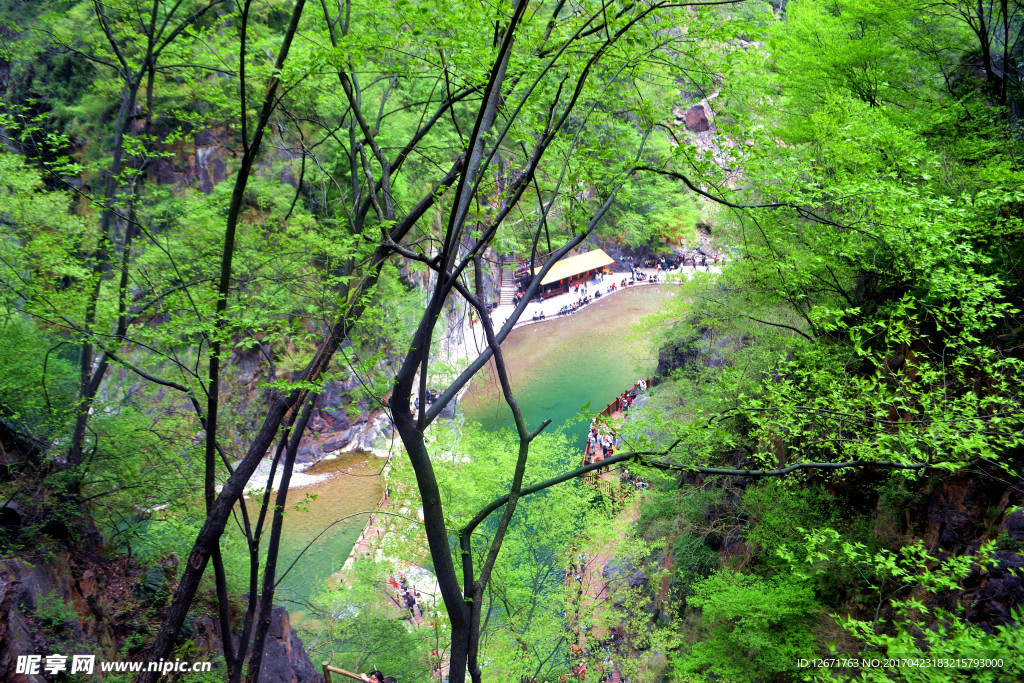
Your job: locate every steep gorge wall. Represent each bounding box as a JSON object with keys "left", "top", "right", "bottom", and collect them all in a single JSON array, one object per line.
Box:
[
  {"left": 0, "top": 528, "right": 322, "bottom": 682},
  {"left": 654, "top": 332, "right": 1024, "bottom": 632}
]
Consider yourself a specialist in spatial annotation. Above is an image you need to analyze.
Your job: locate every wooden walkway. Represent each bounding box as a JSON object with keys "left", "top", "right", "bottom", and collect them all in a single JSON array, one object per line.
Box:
[{"left": 565, "top": 379, "right": 657, "bottom": 682}]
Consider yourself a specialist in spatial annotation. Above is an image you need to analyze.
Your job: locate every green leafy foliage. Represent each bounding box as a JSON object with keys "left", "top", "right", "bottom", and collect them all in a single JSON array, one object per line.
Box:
[
  {"left": 676, "top": 568, "right": 819, "bottom": 682},
  {"left": 31, "top": 590, "right": 79, "bottom": 637},
  {"left": 0, "top": 316, "right": 77, "bottom": 442},
  {"left": 840, "top": 606, "right": 1024, "bottom": 682},
  {"left": 614, "top": 1, "right": 1024, "bottom": 680},
  {"left": 308, "top": 559, "right": 437, "bottom": 676},
  {"left": 2, "top": 0, "right": 1023, "bottom": 678},
  {"left": 742, "top": 480, "right": 837, "bottom": 572}
]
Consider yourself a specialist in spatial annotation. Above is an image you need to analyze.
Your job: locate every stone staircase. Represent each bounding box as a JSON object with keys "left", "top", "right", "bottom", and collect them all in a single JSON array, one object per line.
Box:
[{"left": 498, "top": 259, "right": 516, "bottom": 306}]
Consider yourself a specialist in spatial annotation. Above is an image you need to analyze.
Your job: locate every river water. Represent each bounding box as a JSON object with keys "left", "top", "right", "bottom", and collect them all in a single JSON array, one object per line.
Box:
[
  {"left": 461, "top": 285, "right": 674, "bottom": 446},
  {"left": 275, "top": 284, "right": 674, "bottom": 624},
  {"left": 248, "top": 450, "right": 383, "bottom": 625}
]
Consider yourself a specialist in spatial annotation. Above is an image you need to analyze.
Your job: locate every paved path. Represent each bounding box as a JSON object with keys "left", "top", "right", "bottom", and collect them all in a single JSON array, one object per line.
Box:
[
  {"left": 488, "top": 265, "right": 720, "bottom": 333},
  {"left": 566, "top": 491, "right": 639, "bottom": 683},
  {"left": 566, "top": 398, "right": 660, "bottom": 683}
]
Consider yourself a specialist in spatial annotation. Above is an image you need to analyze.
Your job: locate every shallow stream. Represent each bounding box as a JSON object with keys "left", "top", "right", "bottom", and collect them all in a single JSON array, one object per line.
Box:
[{"left": 247, "top": 450, "right": 383, "bottom": 625}]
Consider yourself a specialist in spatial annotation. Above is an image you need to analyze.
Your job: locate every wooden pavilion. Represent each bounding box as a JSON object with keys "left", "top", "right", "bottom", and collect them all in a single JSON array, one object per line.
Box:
[{"left": 532, "top": 248, "right": 615, "bottom": 299}]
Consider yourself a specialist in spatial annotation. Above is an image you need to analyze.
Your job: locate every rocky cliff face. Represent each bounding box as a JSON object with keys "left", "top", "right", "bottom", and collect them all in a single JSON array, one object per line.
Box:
[
  {"left": 0, "top": 530, "right": 322, "bottom": 682},
  {"left": 915, "top": 473, "right": 1024, "bottom": 626},
  {"left": 194, "top": 605, "right": 322, "bottom": 683},
  {"left": 150, "top": 126, "right": 233, "bottom": 193},
  {"left": 220, "top": 341, "right": 397, "bottom": 470},
  {"left": 655, "top": 325, "right": 750, "bottom": 376},
  {"left": 1, "top": 525, "right": 137, "bottom": 680}
]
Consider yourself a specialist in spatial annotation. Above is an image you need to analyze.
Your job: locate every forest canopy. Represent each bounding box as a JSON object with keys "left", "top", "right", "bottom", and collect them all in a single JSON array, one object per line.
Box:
[{"left": 1, "top": 0, "right": 1023, "bottom": 682}]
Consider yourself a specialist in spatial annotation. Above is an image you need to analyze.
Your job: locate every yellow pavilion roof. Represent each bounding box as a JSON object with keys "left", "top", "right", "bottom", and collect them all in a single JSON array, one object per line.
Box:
[{"left": 533, "top": 249, "right": 614, "bottom": 286}]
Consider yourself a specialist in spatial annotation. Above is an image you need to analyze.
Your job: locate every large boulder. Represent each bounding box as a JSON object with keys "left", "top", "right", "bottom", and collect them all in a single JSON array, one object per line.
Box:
[
  {"left": 683, "top": 104, "right": 711, "bottom": 133},
  {"left": 333, "top": 411, "right": 395, "bottom": 455},
  {"left": 0, "top": 502, "right": 22, "bottom": 534},
  {"left": 195, "top": 605, "right": 323, "bottom": 683},
  {"left": 295, "top": 441, "right": 319, "bottom": 465},
  {"left": 999, "top": 509, "right": 1024, "bottom": 542},
  {"left": 965, "top": 551, "right": 1024, "bottom": 627},
  {"left": 321, "top": 431, "right": 353, "bottom": 452},
  {"left": 434, "top": 396, "right": 459, "bottom": 419},
  {"left": 0, "top": 571, "right": 42, "bottom": 683},
  {"left": 311, "top": 381, "right": 353, "bottom": 434},
  {"left": 252, "top": 606, "right": 322, "bottom": 683},
  {"left": 602, "top": 560, "right": 650, "bottom": 589},
  {"left": 0, "top": 565, "right": 47, "bottom": 679}
]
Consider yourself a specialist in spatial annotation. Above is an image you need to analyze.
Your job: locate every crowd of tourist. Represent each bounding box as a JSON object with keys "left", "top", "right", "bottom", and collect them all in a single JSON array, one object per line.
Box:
[
  {"left": 557, "top": 293, "right": 594, "bottom": 316},
  {"left": 613, "top": 379, "right": 645, "bottom": 415},
  {"left": 583, "top": 379, "right": 650, "bottom": 465},
  {"left": 508, "top": 250, "right": 731, "bottom": 327},
  {"left": 559, "top": 632, "right": 629, "bottom": 682},
  {"left": 627, "top": 250, "right": 726, "bottom": 273},
  {"left": 585, "top": 422, "right": 616, "bottom": 464},
  {"left": 628, "top": 269, "right": 660, "bottom": 283},
  {"left": 380, "top": 576, "right": 454, "bottom": 681},
  {"left": 571, "top": 634, "right": 631, "bottom": 682},
  {"left": 603, "top": 262, "right": 667, "bottom": 297},
  {"left": 512, "top": 283, "right": 527, "bottom": 306},
  {"left": 387, "top": 574, "right": 423, "bottom": 623},
  {"left": 619, "top": 469, "right": 649, "bottom": 491},
  {"left": 565, "top": 378, "right": 662, "bottom": 682},
  {"left": 411, "top": 388, "right": 442, "bottom": 411}
]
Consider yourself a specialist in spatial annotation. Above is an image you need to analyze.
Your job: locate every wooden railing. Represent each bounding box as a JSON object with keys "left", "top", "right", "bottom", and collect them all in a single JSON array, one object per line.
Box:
[
  {"left": 322, "top": 663, "right": 365, "bottom": 681},
  {"left": 580, "top": 378, "right": 655, "bottom": 486},
  {"left": 597, "top": 377, "right": 654, "bottom": 418}
]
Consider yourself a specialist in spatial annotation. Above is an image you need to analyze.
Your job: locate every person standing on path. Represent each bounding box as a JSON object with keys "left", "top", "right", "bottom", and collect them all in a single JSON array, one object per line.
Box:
[{"left": 404, "top": 591, "right": 417, "bottom": 620}]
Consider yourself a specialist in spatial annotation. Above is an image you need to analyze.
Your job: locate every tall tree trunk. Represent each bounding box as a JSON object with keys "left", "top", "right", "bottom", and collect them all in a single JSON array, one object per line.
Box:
[
  {"left": 244, "top": 396, "right": 316, "bottom": 682},
  {"left": 392, "top": 402, "right": 473, "bottom": 683},
  {"left": 977, "top": 0, "right": 997, "bottom": 86},
  {"left": 1000, "top": 0, "right": 1009, "bottom": 106},
  {"left": 68, "top": 78, "right": 140, "bottom": 467},
  {"left": 139, "top": 247, "right": 401, "bottom": 680}
]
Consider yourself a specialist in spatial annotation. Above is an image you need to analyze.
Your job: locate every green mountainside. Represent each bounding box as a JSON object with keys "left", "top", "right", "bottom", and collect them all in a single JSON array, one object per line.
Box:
[{"left": 1, "top": 1, "right": 1022, "bottom": 681}]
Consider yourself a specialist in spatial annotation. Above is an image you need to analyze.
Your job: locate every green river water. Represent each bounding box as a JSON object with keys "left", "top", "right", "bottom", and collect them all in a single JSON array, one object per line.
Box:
[
  {"left": 461, "top": 285, "right": 674, "bottom": 446},
  {"left": 248, "top": 451, "right": 383, "bottom": 627},
  {"left": 277, "top": 284, "right": 674, "bottom": 625}
]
